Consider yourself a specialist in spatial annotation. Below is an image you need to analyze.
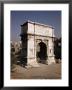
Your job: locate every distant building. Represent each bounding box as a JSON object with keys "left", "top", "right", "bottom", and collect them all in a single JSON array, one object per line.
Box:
[{"left": 20, "top": 20, "right": 55, "bottom": 66}]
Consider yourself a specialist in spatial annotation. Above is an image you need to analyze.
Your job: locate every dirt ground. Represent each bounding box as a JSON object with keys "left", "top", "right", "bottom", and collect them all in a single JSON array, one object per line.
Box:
[{"left": 11, "top": 63, "right": 61, "bottom": 79}]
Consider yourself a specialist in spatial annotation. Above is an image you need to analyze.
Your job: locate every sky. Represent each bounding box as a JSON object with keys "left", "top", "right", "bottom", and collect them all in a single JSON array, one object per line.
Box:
[{"left": 11, "top": 11, "right": 61, "bottom": 42}]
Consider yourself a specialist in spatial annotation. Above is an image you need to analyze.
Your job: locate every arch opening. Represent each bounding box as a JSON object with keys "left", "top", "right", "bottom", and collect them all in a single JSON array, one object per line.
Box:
[{"left": 36, "top": 42, "right": 48, "bottom": 64}]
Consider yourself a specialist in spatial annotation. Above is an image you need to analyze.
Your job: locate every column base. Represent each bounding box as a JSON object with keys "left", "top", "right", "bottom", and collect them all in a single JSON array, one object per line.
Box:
[
  {"left": 27, "top": 58, "right": 39, "bottom": 67},
  {"left": 48, "top": 56, "right": 55, "bottom": 64}
]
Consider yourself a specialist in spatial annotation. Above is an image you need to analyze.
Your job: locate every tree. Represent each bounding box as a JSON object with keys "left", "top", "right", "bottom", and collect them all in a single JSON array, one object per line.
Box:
[
  {"left": 54, "top": 38, "right": 61, "bottom": 63},
  {"left": 11, "top": 43, "right": 16, "bottom": 71}
]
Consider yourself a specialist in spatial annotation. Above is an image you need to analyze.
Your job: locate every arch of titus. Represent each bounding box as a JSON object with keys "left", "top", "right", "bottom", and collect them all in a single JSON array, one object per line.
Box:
[{"left": 20, "top": 20, "right": 55, "bottom": 66}]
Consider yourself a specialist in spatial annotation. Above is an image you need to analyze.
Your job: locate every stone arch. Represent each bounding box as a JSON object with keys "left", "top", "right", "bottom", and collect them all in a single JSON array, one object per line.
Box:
[{"left": 36, "top": 41, "right": 48, "bottom": 64}]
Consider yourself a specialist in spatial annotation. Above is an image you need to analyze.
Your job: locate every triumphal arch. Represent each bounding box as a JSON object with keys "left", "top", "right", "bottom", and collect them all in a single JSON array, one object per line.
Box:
[{"left": 20, "top": 20, "right": 55, "bottom": 66}]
